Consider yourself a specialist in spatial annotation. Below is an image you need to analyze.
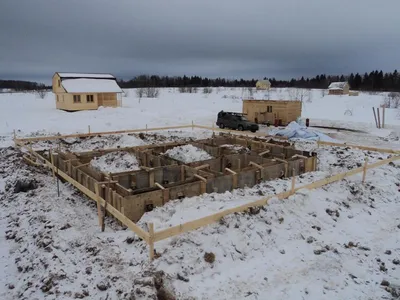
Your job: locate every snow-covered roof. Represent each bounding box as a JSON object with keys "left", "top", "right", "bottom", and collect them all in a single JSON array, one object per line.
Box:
[
  {"left": 257, "top": 80, "right": 270, "bottom": 84},
  {"left": 328, "top": 82, "right": 348, "bottom": 90},
  {"left": 61, "top": 78, "right": 122, "bottom": 93},
  {"left": 57, "top": 73, "right": 115, "bottom": 79}
]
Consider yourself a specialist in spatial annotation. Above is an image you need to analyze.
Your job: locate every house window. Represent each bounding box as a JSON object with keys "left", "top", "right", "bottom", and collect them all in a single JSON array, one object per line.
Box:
[
  {"left": 86, "top": 95, "right": 94, "bottom": 103},
  {"left": 58, "top": 80, "right": 60, "bottom": 87},
  {"left": 267, "top": 106, "right": 273, "bottom": 113},
  {"left": 73, "top": 95, "right": 81, "bottom": 103}
]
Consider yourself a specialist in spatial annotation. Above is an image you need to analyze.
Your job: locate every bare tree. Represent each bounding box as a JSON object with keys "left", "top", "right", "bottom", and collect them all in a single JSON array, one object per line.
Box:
[
  {"left": 122, "top": 89, "right": 129, "bottom": 97},
  {"left": 36, "top": 89, "right": 47, "bottom": 99},
  {"left": 203, "top": 87, "right": 212, "bottom": 94},
  {"left": 144, "top": 87, "right": 159, "bottom": 98},
  {"left": 383, "top": 92, "right": 400, "bottom": 108},
  {"left": 136, "top": 88, "right": 145, "bottom": 99},
  {"left": 287, "top": 88, "right": 312, "bottom": 103}
]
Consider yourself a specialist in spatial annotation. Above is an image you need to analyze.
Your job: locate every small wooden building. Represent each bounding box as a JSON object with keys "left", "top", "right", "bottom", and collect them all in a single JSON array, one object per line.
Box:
[
  {"left": 328, "top": 82, "right": 350, "bottom": 95},
  {"left": 256, "top": 79, "right": 271, "bottom": 90},
  {"left": 52, "top": 72, "right": 123, "bottom": 111},
  {"left": 242, "top": 100, "right": 302, "bottom": 125}
]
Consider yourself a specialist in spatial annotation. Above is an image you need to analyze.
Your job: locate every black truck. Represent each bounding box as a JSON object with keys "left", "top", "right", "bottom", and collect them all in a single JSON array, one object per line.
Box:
[{"left": 216, "top": 111, "right": 259, "bottom": 132}]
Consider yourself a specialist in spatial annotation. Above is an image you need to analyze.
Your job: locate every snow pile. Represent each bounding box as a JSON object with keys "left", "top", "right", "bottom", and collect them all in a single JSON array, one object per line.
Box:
[
  {"left": 90, "top": 151, "right": 140, "bottom": 173},
  {"left": 272, "top": 121, "right": 338, "bottom": 142},
  {"left": 163, "top": 144, "right": 213, "bottom": 163}
]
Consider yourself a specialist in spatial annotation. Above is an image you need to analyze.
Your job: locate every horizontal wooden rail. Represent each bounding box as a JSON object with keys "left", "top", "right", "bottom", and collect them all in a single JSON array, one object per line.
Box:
[
  {"left": 317, "top": 140, "right": 400, "bottom": 154},
  {"left": 14, "top": 124, "right": 194, "bottom": 142},
  {"left": 152, "top": 155, "right": 400, "bottom": 243},
  {"left": 13, "top": 123, "right": 400, "bottom": 155}
]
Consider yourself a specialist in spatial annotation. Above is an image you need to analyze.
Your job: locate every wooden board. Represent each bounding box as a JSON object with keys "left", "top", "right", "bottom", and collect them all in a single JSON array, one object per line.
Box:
[
  {"left": 14, "top": 124, "right": 194, "bottom": 142},
  {"left": 318, "top": 140, "right": 400, "bottom": 154}
]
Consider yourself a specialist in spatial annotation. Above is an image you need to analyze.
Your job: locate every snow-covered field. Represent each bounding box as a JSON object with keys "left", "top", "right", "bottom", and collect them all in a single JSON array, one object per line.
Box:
[{"left": 1, "top": 87, "right": 400, "bottom": 299}]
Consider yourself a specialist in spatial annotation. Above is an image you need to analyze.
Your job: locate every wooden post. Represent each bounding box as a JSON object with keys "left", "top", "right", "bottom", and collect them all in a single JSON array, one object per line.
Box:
[
  {"left": 13, "top": 129, "right": 16, "bottom": 141},
  {"left": 382, "top": 107, "right": 385, "bottom": 129},
  {"left": 291, "top": 168, "right": 296, "bottom": 193},
  {"left": 148, "top": 222, "right": 154, "bottom": 261},
  {"left": 149, "top": 170, "right": 155, "bottom": 187},
  {"left": 49, "top": 148, "right": 56, "bottom": 181},
  {"left": 372, "top": 107, "right": 378, "bottom": 128},
  {"left": 88, "top": 125, "right": 91, "bottom": 134},
  {"left": 362, "top": 158, "right": 369, "bottom": 184},
  {"left": 94, "top": 183, "right": 103, "bottom": 227},
  {"left": 68, "top": 160, "right": 72, "bottom": 176},
  {"left": 377, "top": 108, "right": 381, "bottom": 129},
  {"left": 180, "top": 165, "right": 185, "bottom": 181}
]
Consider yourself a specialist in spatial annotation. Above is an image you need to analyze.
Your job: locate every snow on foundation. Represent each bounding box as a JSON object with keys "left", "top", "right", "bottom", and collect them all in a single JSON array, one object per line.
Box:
[
  {"left": 163, "top": 144, "right": 213, "bottom": 163},
  {"left": 90, "top": 151, "right": 140, "bottom": 173}
]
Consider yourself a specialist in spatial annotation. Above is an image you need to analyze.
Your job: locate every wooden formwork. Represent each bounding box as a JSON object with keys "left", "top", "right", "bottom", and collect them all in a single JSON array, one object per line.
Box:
[
  {"left": 14, "top": 123, "right": 400, "bottom": 262},
  {"left": 16, "top": 132, "right": 316, "bottom": 223}
]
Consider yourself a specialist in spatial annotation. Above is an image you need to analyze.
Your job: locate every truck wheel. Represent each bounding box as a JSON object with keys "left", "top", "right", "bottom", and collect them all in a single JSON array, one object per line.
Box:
[
  {"left": 219, "top": 123, "right": 225, "bottom": 129},
  {"left": 238, "top": 125, "right": 244, "bottom": 131},
  {"left": 251, "top": 129, "right": 257, "bottom": 133}
]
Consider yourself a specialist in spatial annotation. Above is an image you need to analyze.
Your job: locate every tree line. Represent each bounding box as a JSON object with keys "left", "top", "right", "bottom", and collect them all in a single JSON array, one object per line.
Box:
[
  {"left": 0, "top": 80, "right": 49, "bottom": 91},
  {"left": 2, "top": 69, "right": 400, "bottom": 92},
  {"left": 118, "top": 70, "right": 400, "bottom": 91}
]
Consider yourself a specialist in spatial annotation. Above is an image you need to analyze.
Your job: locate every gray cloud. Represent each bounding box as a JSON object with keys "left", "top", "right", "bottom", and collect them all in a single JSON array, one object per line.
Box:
[{"left": 1, "top": 0, "right": 399, "bottom": 83}]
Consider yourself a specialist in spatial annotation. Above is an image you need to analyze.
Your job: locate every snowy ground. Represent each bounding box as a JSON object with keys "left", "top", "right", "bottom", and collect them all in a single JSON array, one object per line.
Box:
[{"left": 1, "top": 87, "right": 400, "bottom": 299}]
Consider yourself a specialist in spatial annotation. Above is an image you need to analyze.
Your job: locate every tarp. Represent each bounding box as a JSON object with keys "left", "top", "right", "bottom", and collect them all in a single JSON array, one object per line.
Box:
[{"left": 271, "top": 121, "right": 338, "bottom": 142}]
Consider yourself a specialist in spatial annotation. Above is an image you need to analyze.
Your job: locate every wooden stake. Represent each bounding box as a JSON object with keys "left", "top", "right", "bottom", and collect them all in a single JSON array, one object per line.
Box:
[
  {"left": 155, "top": 182, "right": 165, "bottom": 190},
  {"left": 148, "top": 222, "right": 155, "bottom": 261},
  {"left": 291, "top": 168, "right": 296, "bottom": 193},
  {"left": 377, "top": 108, "right": 381, "bottom": 129},
  {"left": 258, "top": 150, "right": 270, "bottom": 156},
  {"left": 362, "top": 157, "right": 369, "bottom": 184},
  {"left": 13, "top": 129, "right": 16, "bottom": 141},
  {"left": 194, "top": 174, "right": 207, "bottom": 182},
  {"left": 49, "top": 148, "right": 56, "bottom": 182},
  {"left": 225, "top": 168, "right": 237, "bottom": 175},
  {"left": 382, "top": 106, "right": 385, "bottom": 129},
  {"left": 249, "top": 161, "right": 263, "bottom": 169},
  {"left": 94, "top": 183, "right": 103, "bottom": 227},
  {"left": 372, "top": 107, "right": 378, "bottom": 128},
  {"left": 88, "top": 125, "right": 91, "bottom": 134}
]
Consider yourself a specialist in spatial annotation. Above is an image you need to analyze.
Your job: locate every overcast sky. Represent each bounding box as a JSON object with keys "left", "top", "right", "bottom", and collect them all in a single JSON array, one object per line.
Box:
[{"left": 1, "top": 0, "right": 399, "bottom": 83}]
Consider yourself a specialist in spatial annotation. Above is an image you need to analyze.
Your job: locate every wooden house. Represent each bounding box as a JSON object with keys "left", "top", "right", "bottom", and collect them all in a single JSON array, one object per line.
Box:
[
  {"left": 242, "top": 100, "right": 302, "bottom": 125},
  {"left": 328, "top": 82, "right": 350, "bottom": 95},
  {"left": 52, "top": 72, "right": 123, "bottom": 111},
  {"left": 256, "top": 79, "right": 271, "bottom": 90}
]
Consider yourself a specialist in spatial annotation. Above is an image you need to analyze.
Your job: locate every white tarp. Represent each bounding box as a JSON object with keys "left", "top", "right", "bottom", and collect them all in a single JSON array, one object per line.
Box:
[
  {"left": 62, "top": 79, "right": 122, "bottom": 93},
  {"left": 272, "top": 121, "right": 338, "bottom": 142}
]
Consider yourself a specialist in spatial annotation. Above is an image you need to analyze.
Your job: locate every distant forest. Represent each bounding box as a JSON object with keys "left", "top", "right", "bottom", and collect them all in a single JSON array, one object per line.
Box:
[
  {"left": 0, "top": 80, "right": 49, "bottom": 91},
  {"left": 118, "top": 70, "right": 400, "bottom": 91},
  {"left": 1, "top": 69, "right": 400, "bottom": 92}
]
